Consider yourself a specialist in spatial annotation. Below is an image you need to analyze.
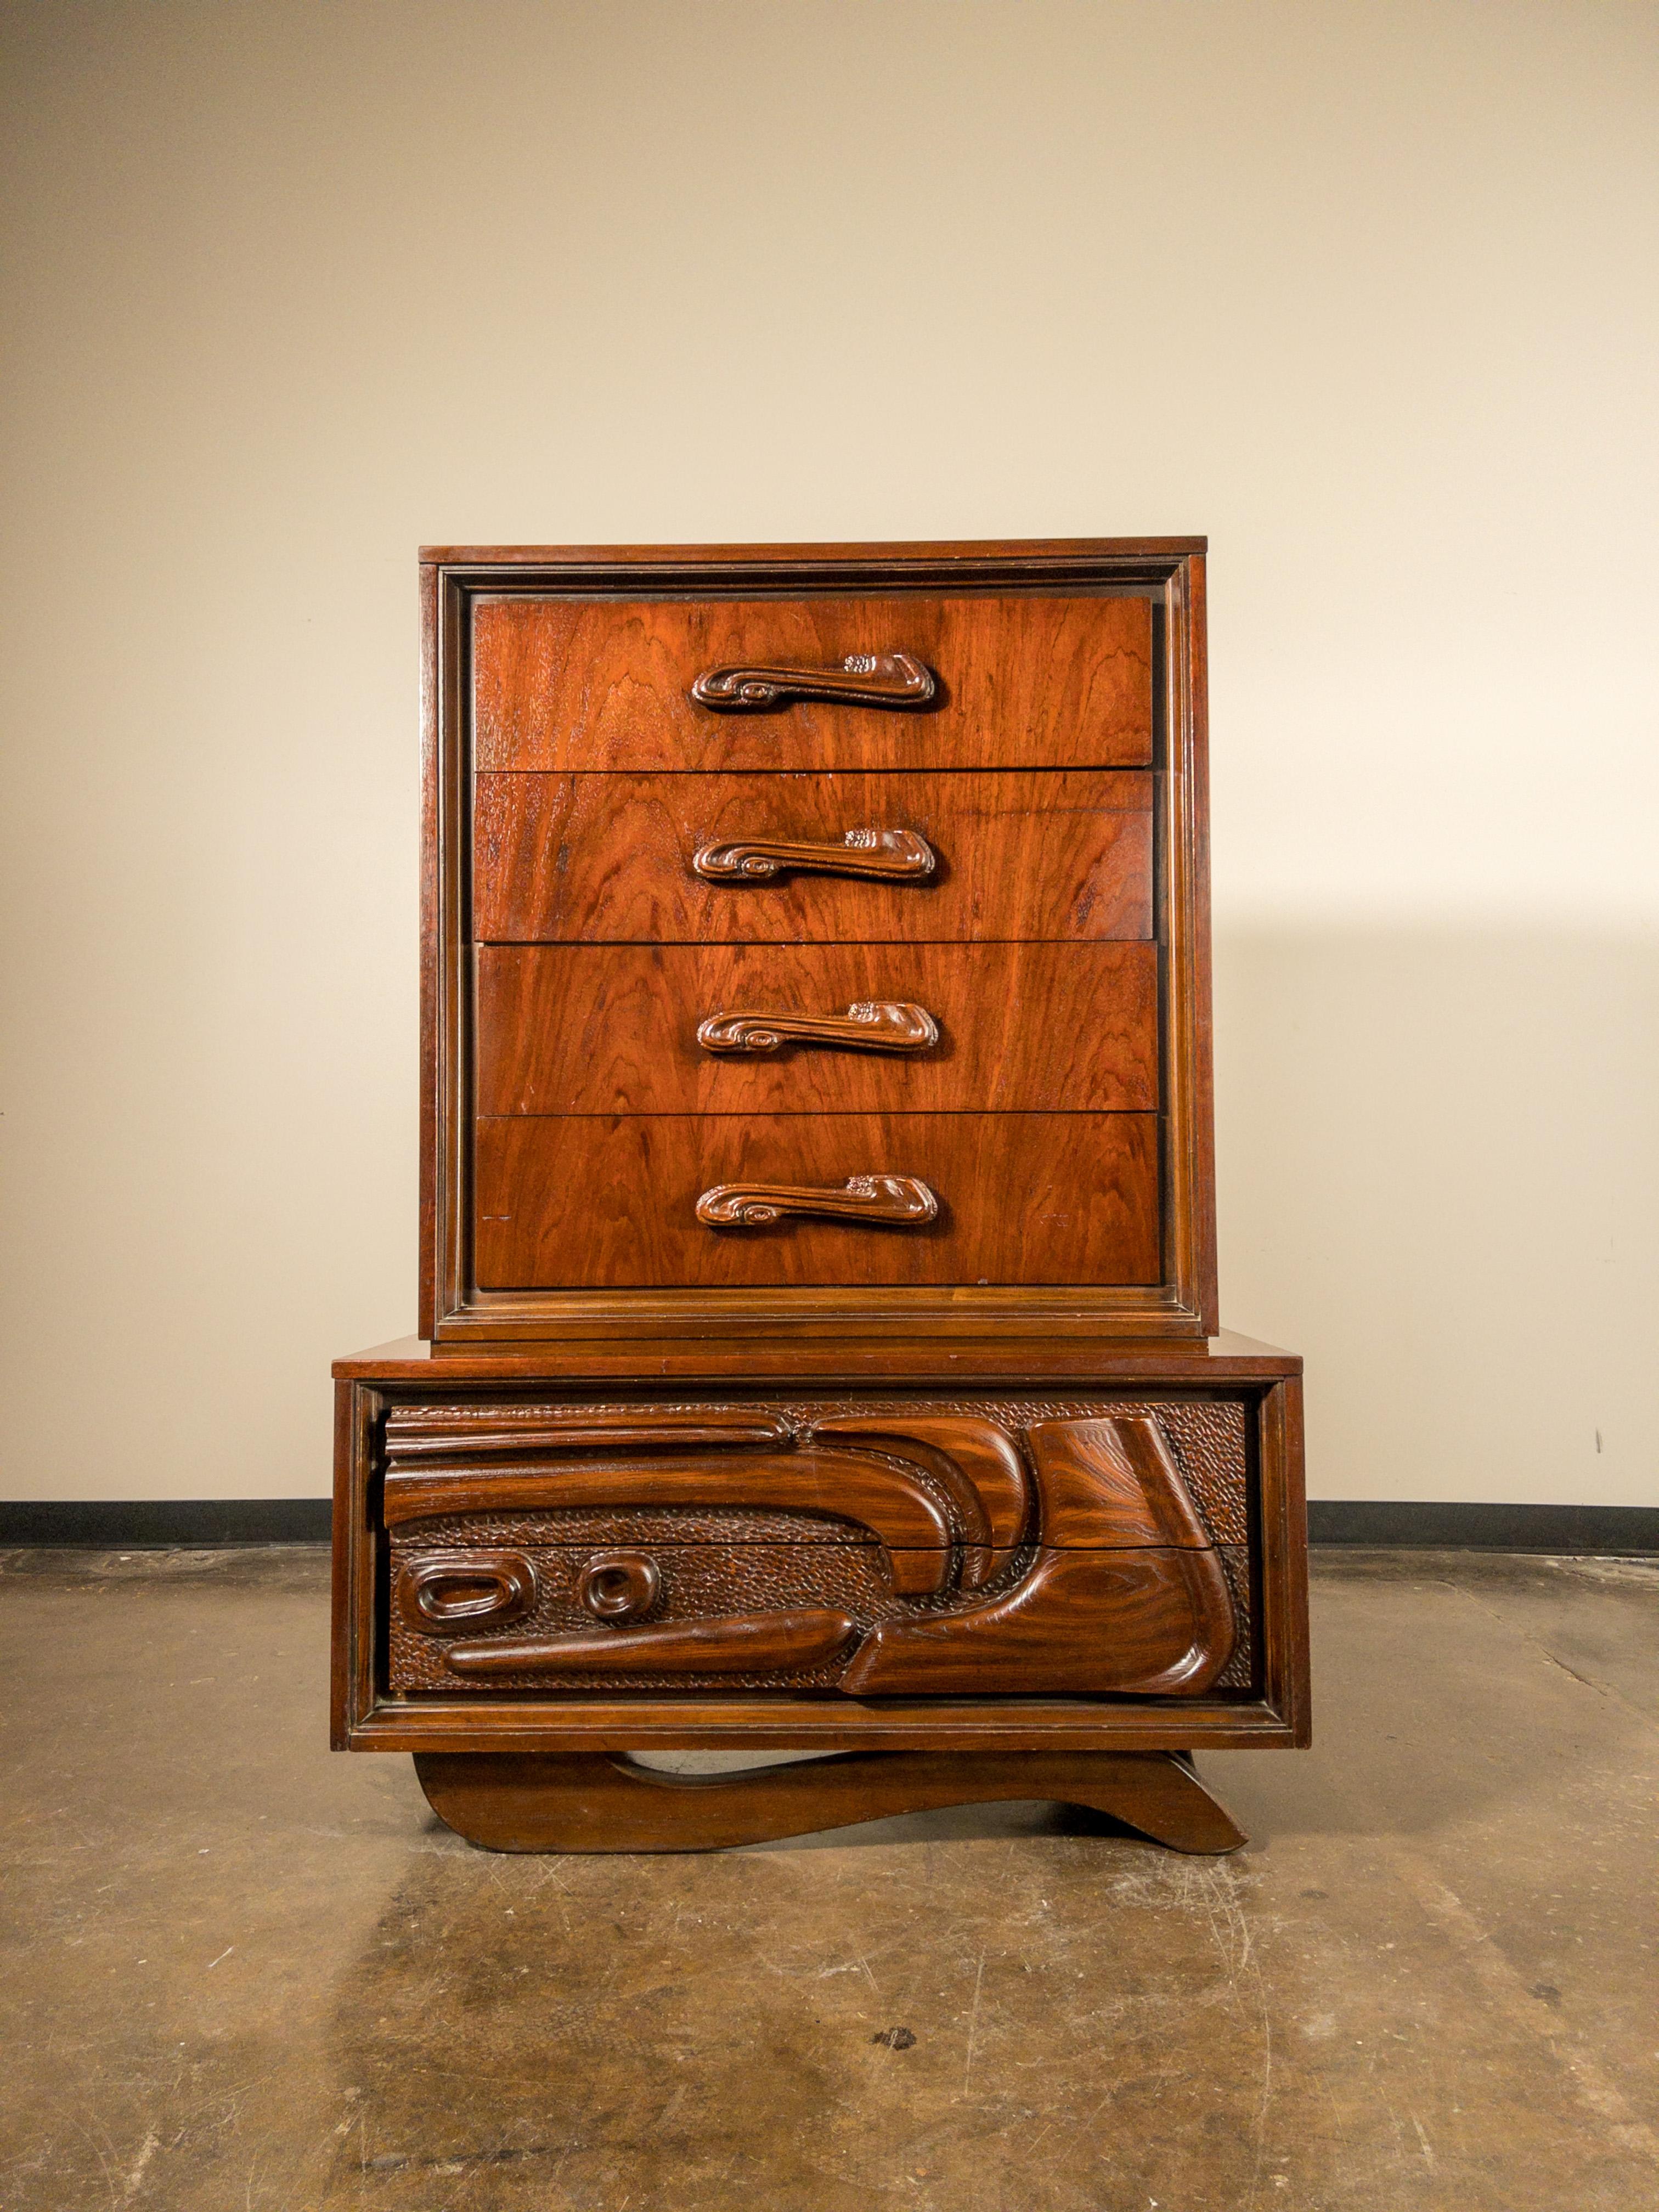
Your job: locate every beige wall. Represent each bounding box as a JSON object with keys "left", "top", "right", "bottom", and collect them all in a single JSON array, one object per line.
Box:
[{"left": 3, "top": 2, "right": 1655, "bottom": 1506}]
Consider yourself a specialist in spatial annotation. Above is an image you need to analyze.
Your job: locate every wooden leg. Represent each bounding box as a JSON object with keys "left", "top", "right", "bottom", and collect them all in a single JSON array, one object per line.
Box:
[{"left": 414, "top": 1747, "right": 1246, "bottom": 1855}]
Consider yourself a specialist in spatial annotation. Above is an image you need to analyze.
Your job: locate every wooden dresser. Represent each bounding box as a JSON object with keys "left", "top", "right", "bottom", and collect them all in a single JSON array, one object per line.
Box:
[{"left": 331, "top": 539, "right": 1310, "bottom": 1853}]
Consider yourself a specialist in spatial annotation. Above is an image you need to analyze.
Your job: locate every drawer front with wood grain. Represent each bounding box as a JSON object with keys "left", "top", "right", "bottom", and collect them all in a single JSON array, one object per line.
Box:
[
  {"left": 475, "top": 941, "right": 1160, "bottom": 1116},
  {"left": 473, "top": 770, "right": 1153, "bottom": 945},
  {"left": 472, "top": 1111, "right": 1161, "bottom": 1289},
  {"left": 472, "top": 592, "right": 1154, "bottom": 773}
]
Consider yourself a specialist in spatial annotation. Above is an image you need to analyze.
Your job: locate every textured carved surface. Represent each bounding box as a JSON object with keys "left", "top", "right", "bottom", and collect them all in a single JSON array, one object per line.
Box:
[
  {"left": 696, "top": 1000, "right": 939, "bottom": 1057},
  {"left": 380, "top": 1397, "right": 1253, "bottom": 1699},
  {"left": 691, "top": 649, "right": 937, "bottom": 713},
  {"left": 383, "top": 1395, "right": 1250, "bottom": 1548},
  {"left": 696, "top": 1174, "right": 939, "bottom": 1230},
  {"left": 386, "top": 1533, "right": 1255, "bottom": 1694},
  {"left": 384, "top": 1449, "right": 956, "bottom": 1589},
  {"left": 415, "top": 1748, "right": 1245, "bottom": 1855},
  {"left": 692, "top": 825, "right": 936, "bottom": 884}
]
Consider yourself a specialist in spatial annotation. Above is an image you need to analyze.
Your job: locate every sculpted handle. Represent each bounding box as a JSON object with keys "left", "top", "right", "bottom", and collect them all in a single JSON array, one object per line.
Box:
[
  {"left": 692, "top": 826, "right": 935, "bottom": 884},
  {"left": 691, "top": 650, "right": 936, "bottom": 713},
  {"left": 697, "top": 1001, "right": 939, "bottom": 1057},
  {"left": 696, "top": 1173, "right": 939, "bottom": 1229}
]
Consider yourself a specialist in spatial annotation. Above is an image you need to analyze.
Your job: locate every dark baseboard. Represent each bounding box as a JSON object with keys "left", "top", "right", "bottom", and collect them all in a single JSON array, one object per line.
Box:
[
  {"left": 1308, "top": 1500, "right": 1658, "bottom": 1553},
  {"left": 2, "top": 1496, "right": 1653, "bottom": 1554},
  {"left": 0, "top": 1499, "right": 333, "bottom": 1547}
]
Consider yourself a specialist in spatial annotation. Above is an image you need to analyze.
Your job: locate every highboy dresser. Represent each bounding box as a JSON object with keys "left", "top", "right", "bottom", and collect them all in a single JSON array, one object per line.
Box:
[{"left": 331, "top": 539, "right": 1310, "bottom": 1852}]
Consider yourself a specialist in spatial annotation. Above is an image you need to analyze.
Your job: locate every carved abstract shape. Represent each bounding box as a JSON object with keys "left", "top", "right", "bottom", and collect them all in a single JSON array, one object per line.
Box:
[
  {"left": 415, "top": 1747, "right": 1247, "bottom": 1855},
  {"left": 577, "top": 1550, "right": 661, "bottom": 1622},
  {"left": 696, "top": 1001, "right": 939, "bottom": 1057},
  {"left": 381, "top": 1449, "right": 954, "bottom": 1593},
  {"left": 1025, "top": 1415, "right": 1212, "bottom": 1548},
  {"left": 446, "top": 1607, "right": 858, "bottom": 1677},
  {"left": 397, "top": 1551, "right": 539, "bottom": 1633},
  {"left": 838, "top": 1546, "right": 1235, "bottom": 1696},
  {"left": 696, "top": 1174, "right": 938, "bottom": 1229},
  {"left": 384, "top": 1407, "right": 791, "bottom": 1460},
  {"left": 806, "top": 1415, "right": 1034, "bottom": 1589},
  {"left": 692, "top": 826, "right": 936, "bottom": 884},
  {"left": 690, "top": 650, "right": 936, "bottom": 713}
]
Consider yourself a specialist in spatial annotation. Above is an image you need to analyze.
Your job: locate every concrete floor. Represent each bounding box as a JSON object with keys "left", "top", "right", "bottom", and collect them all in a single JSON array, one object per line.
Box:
[{"left": 1, "top": 1550, "right": 1655, "bottom": 2212}]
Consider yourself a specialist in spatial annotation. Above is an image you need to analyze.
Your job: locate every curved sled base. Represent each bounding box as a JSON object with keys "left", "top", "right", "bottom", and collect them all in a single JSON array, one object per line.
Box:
[{"left": 413, "top": 1747, "right": 1246, "bottom": 1855}]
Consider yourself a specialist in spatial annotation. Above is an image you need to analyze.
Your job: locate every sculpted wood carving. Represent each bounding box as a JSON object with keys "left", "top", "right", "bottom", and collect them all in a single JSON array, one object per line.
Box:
[
  {"left": 691, "top": 825, "right": 938, "bottom": 884},
  {"left": 690, "top": 650, "right": 937, "bottom": 713},
  {"left": 693, "top": 1173, "right": 940, "bottom": 1229},
  {"left": 696, "top": 1000, "right": 940, "bottom": 1057},
  {"left": 386, "top": 1404, "right": 1237, "bottom": 1696}
]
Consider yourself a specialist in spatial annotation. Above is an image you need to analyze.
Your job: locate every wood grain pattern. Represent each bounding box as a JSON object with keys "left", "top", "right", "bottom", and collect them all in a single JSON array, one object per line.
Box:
[
  {"left": 839, "top": 1546, "right": 1236, "bottom": 1696},
  {"left": 413, "top": 1747, "right": 1246, "bottom": 1854},
  {"left": 473, "top": 594, "right": 1152, "bottom": 772},
  {"left": 473, "top": 1112, "right": 1161, "bottom": 1289},
  {"left": 447, "top": 1607, "right": 858, "bottom": 1677},
  {"left": 1025, "top": 1416, "right": 1216, "bottom": 1548},
  {"left": 472, "top": 770, "right": 1153, "bottom": 944},
  {"left": 381, "top": 1449, "right": 957, "bottom": 1588},
  {"left": 476, "top": 943, "right": 1159, "bottom": 1115},
  {"left": 385, "top": 1406, "right": 792, "bottom": 1457}
]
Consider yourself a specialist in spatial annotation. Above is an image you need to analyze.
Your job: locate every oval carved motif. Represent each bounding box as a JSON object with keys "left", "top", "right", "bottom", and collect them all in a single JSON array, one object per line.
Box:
[
  {"left": 577, "top": 1550, "right": 662, "bottom": 1623},
  {"left": 398, "top": 1551, "right": 539, "bottom": 1634}
]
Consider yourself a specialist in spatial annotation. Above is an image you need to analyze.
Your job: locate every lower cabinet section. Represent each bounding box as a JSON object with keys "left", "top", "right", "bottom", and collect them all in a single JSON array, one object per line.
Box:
[{"left": 333, "top": 1364, "right": 1309, "bottom": 1753}]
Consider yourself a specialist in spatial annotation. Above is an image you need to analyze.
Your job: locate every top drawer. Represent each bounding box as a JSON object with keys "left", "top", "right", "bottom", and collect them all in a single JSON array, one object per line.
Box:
[{"left": 472, "top": 592, "right": 1153, "bottom": 772}]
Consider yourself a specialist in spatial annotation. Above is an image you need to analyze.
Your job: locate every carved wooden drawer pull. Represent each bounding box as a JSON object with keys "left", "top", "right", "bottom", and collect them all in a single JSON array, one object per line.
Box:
[
  {"left": 691, "top": 651, "right": 936, "bottom": 713},
  {"left": 692, "top": 826, "right": 935, "bottom": 884},
  {"left": 697, "top": 1000, "right": 939, "bottom": 1057},
  {"left": 696, "top": 1173, "right": 938, "bottom": 1229}
]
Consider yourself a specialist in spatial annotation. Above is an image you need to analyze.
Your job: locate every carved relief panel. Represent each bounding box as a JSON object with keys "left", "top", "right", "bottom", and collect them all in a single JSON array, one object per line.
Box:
[{"left": 381, "top": 1395, "right": 1256, "bottom": 1702}]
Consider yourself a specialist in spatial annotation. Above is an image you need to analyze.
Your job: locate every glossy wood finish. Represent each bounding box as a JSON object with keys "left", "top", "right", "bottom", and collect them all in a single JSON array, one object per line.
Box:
[
  {"left": 476, "top": 943, "right": 1159, "bottom": 1115},
  {"left": 473, "top": 592, "right": 1153, "bottom": 772},
  {"left": 691, "top": 647, "right": 936, "bottom": 713},
  {"left": 385, "top": 1405, "right": 793, "bottom": 1457},
  {"left": 839, "top": 1547, "right": 1235, "bottom": 1696},
  {"left": 472, "top": 1113, "right": 1161, "bottom": 1289},
  {"left": 695, "top": 1172, "right": 939, "bottom": 1229},
  {"left": 446, "top": 1607, "right": 858, "bottom": 1677},
  {"left": 413, "top": 1748, "right": 1246, "bottom": 1854},
  {"left": 693, "top": 825, "right": 937, "bottom": 885},
  {"left": 472, "top": 770, "right": 1153, "bottom": 945},
  {"left": 383, "top": 1449, "right": 957, "bottom": 1583}
]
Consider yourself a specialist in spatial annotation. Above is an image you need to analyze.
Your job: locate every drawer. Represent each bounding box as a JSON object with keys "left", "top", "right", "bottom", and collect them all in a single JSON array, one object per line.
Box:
[
  {"left": 472, "top": 592, "right": 1153, "bottom": 773},
  {"left": 473, "top": 769, "right": 1152, "bottom": 943},
  {"left": 377, "top": 1395, "right": 1252, "bottom": 1699},
  {"left": 473, "top": 1111, "right": 1160, "bottom": 1288},
  {"left": 476, "top": 942, "right": 1160, "bottom": 1115}
]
